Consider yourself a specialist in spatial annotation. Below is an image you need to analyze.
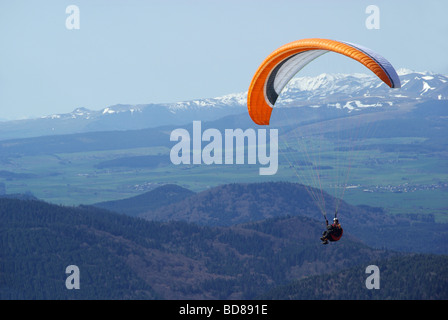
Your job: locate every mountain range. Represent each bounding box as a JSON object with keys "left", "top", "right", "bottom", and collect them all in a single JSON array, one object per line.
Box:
[
  {"left": 276, "top": 69, "right": 448, "bottom": 108},
  {"left": 1, "top": 70, "right": 446, "bottom": 140}
]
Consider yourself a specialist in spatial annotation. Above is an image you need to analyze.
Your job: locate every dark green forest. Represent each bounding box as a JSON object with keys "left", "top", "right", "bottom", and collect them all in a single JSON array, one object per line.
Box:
[
  {"left": 261, "top": 254, "right": 448, "bottom": 300},
  {"left": 1, "top": 193, "right": 447, "bottom": 300}
]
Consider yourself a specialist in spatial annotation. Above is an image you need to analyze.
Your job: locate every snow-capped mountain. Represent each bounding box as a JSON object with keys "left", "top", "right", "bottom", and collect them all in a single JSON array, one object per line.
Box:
[
  {"left": 276, "top": 69, "right": 448, "bottom": 110},
  {"left": 165, "top": 92, "right": 247, "bottom": 112},
  {"left": 1, "top": 70, "right": 446, "bottom": 140},
  {"left": 42, "top": 69, "right": 446, "bottom": 120},
  {"left": 39, "top": 93, "right": 247, "bottom": 122}
]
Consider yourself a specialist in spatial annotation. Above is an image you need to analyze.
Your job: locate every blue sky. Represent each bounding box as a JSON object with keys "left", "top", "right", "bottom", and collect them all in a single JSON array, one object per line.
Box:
[{"left": 1, "top": 0, "right": 447, "bottom": 119}]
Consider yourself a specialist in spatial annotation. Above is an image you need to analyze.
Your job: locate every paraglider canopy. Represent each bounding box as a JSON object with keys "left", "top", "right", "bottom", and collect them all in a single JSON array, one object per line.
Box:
[{"left": 247, "top": 38, "right": 401, "bottom": 125}]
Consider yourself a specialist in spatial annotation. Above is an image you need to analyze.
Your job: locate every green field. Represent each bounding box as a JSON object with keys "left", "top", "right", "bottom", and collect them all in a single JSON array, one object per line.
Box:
[
  {"left": 1, "top": 132, "right": 446, "bottom": 223},
  {"left": 277, "top": 135, "right": 448, "bottom": 222}
]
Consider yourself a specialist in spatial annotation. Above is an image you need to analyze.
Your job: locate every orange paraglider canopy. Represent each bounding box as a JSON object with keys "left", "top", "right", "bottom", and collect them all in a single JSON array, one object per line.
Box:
[{"left": 247, "top": 38, "right": 401, "bottom": 125}]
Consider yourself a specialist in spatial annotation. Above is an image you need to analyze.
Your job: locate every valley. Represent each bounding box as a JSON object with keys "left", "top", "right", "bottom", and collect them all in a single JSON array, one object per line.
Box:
[{"left": 1, "top": 100, "right": 446, "bottom": 223}]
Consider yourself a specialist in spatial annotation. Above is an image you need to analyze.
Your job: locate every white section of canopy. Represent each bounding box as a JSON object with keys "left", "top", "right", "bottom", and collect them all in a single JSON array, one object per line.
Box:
[
  {"left": 273, "top": 50, "right": 328, "bottom": 95},
  {"left": 271, "top": 42, "right": 400, "bottom": 97}
]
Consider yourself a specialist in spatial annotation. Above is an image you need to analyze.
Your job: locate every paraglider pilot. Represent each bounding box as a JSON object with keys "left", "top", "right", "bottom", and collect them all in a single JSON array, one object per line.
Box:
[{"left": 321, "top": 215, "right": 343, "bottom": 245}]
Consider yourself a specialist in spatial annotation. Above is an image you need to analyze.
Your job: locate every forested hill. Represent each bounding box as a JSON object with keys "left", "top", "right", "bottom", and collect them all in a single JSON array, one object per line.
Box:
[
  {"left": 0, "top": 197, "right": 415, "bottom": 300},
  {"left": 261, "top": 254, "right": 448, "bottom": 300},
  {"left": 93, "top": 184, "right": 195, "bottom": 216},
  {"left": 139, "top": 182, "right": 447, "bottom": 254},
  {"left": 140, "top": 182, "right": 376, "bottom": 226}
]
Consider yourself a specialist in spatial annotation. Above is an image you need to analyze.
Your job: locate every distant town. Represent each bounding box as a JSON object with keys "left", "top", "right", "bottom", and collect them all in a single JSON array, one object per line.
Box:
[{"left": 339, "top": 181, "right": 448, "bottom": 193}]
